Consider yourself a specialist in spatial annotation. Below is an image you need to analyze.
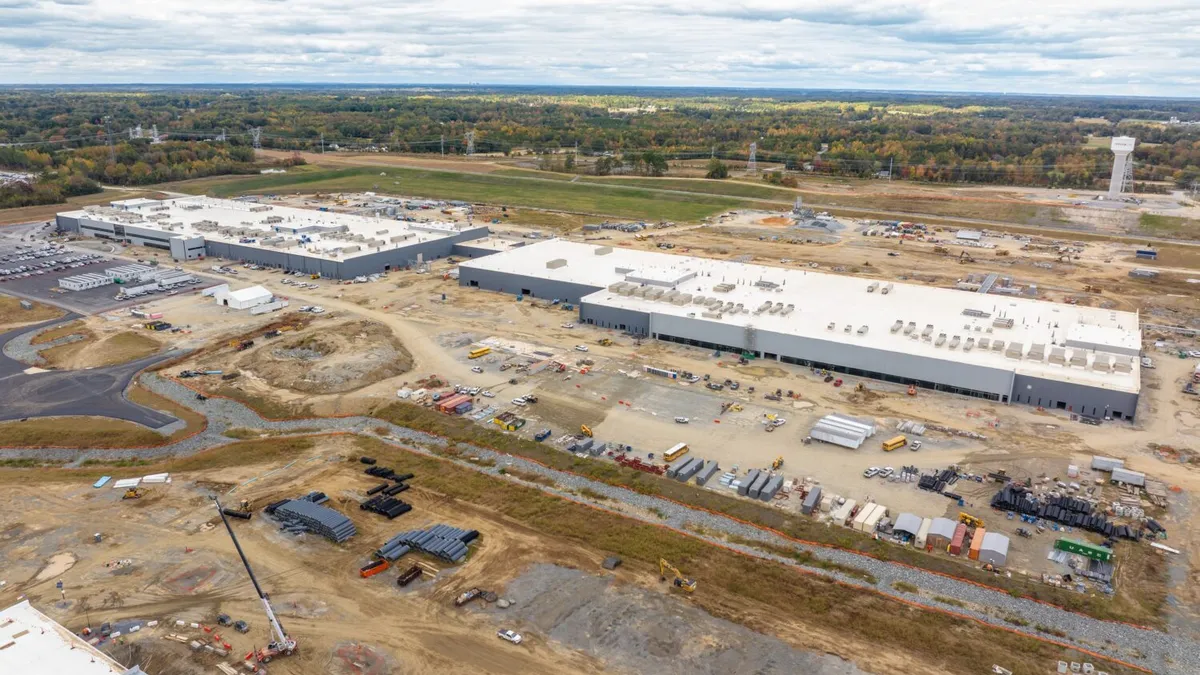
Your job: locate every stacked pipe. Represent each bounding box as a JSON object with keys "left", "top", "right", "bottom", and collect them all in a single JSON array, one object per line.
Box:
[
  {"left": 381, "top": 524, "right": 477, "bottom": 563},
  {"left": 362, "top": 494, "right": 412, "bottom": 519},
  {"left": 221, "top": 508, "right": 252, "bottom": 520},
  {"left": 271, "top": 499, "right": 357, "bottom": 542},
  {"left": 990, "top": 486, "right": 1140, "bottom": 540},
  {"left": 366, "top": 466, "right": 396, "bottom": 479}
]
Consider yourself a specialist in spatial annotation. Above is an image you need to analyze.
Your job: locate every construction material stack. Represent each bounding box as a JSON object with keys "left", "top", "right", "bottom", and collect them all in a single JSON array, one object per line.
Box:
[
  {"left": 380, "top": 524, "right": 479, "bottom": 563},
  {"left": 271, "top": 499, "right": 357, "bottom": 542}
]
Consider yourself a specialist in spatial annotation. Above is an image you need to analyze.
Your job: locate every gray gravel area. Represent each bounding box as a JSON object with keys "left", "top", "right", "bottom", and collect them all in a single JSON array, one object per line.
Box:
[
  {"left": 1, "top": 318, "right": 84, "bottom": 367},
  {"left": 0, "top": 370, "right": 1191, "bottom": 674},
  {"left": 492, "top": 563, "right": 867, "bottom": 675}
]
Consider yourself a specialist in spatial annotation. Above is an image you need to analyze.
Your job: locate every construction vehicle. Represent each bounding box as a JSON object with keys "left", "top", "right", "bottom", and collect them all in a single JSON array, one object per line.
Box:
[
  {"left": 597, "top": 338, "right": 613, "bottom": 347},
  {"left": 122, "top": 488, "right": 146, "bottom": 500},
  {"left": 658, "top": 558, "right": 697, "bottom": 593},
  {"left": 958, "top": 251, "right": 975, "bottom": 264},
  {"left": 958, "top": 512, "right": 984, "bottom": 528},
  {"left": 907, "top": 385, "right": 916, "bottom": 396},
  {"left": 213, "top": 499, "right": 297, "bottom": 665},
  {"left": 771, "top": 456, "right": 784, "bottom": 470},
  {"left": 933, "top": 246, "right": 949, "bottom": 255},
  {"left": 580, "top": 424, "right": 593, "bottom": 438},
  {"left": 994, "top": 249, "right": 1010, "bottom": 257}
]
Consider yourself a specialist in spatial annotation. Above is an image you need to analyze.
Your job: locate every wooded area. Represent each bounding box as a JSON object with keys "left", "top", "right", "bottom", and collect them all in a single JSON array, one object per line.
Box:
[{"left": 2, "top": 88, "right": 1199, "bottom": 195}]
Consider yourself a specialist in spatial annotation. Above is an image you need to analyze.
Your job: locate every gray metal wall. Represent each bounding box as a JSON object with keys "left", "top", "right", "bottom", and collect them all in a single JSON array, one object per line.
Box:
[
  {"left": 580, "top": 301, "right": 650, "bottom": 335},
  {"left": 458, "top": 267, "right": 602, "bottom": 303},
  {"left": 56, "top": 214, "right": 81, "bottom": 233},
  {"left": 453, "top": 241, "right": 515, "bottom": 259},
  {"left": 1011, "top": 374, "right": 1138, "bottom": 420}
]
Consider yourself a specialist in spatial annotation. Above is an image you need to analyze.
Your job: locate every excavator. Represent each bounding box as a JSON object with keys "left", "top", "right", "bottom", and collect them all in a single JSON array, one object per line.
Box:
[
  {"left": 957, "top": 250, "right": 975, "bottom": 264},
  {"left": 213, "top": 499, "right": 297, "bottom": 666},
  {"left": 580, "top": 424, "right": 593, "bottom": 438},
  {"left": 771, "top": 456, "right": 784, "bottom": 471},
  {"left": 658, "top": 558, "right": 697, "bottom": 594}
]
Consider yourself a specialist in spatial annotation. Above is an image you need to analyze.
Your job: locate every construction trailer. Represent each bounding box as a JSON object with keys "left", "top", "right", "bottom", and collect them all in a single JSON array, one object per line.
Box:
[
  {"left": 862, "top": 504, "right": 887, "bottom": 533},
  {"left": 801, "top": 486, "right": 823, "bottom": 515},
  {"left": 915, "top": 518, "right": 933, "bottom": 549},
  {"left": 968, "top": 528, "right": 987, "bottom": 560},
  {"left": 852, "top": 503, "right": 877, "bottom": 532},
  {"left": 693, "top": 460, "right": 721, "bottom": 486},
  {"left": 1110, "top": 467, "right": 1146, "bottom": 487},
  {"left": 1091, "top": 456, "right": 1125, "bottom": 472},
  {"left": 808, "top": 414, "right": 876, "bottom": 449},
  {"left": 759, "top": 475, "right": 784, "bottom": 501},
  {"left": 830, "top": 498, "right": 857, "bottom": 526},
  {"left": 737, "top": 469, "right": 761, "bottom": 497}
]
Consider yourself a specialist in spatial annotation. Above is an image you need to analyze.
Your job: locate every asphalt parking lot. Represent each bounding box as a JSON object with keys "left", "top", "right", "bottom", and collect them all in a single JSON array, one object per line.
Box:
[{"left": 0, "top": 241, "right": 131, "bottom": 314}]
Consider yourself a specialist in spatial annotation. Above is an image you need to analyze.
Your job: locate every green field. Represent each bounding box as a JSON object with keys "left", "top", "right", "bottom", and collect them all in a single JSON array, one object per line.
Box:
[
  {"left": 176, "top": 167, "right": 747, "bottom": 222},
  {"left": 1139, "top": 213, "right": 1200, "bottom": 240},
  {"left": 494, "top": 169, "right": 803, "bottom": 201}
]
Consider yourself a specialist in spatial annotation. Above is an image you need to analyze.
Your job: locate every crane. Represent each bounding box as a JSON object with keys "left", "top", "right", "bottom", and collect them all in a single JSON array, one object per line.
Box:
[
  {"left": 213, "top": 499, "right": 297, "bottom": 666},
  {"left": 658, "top": 558, "right": 697, "bottom": 593}
]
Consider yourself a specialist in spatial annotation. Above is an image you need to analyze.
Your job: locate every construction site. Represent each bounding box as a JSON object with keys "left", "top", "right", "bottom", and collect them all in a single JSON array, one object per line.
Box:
[{"left": 2, "top": 188, "right": 1200, "bottom": 675}]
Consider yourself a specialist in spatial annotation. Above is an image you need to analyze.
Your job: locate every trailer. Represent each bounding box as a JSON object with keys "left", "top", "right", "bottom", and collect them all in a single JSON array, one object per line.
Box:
[
  {"left": 801, "top": 486, "right": 823, "bottom": 515},
  {"left": 359, "top": 559, "right": 390, "bottom": 578},
  {"left": 737, "top": 469, "right": 761, "bottom": 496}
]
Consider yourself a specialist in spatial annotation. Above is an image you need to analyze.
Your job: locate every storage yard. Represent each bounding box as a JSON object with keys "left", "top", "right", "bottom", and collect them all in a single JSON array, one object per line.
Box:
[{"left": 2, "top": 191, "right": 1200, "bottom": 675}]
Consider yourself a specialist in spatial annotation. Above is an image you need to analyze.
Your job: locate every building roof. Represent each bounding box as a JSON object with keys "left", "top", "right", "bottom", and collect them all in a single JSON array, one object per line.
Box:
[
  {"left": 927, "top": 517, "right": 958, "bottom": 540},
  {"left": 893, "top": 513, "right": 923, "bottom": 536},
  {"left": 956, "top": 230, "right": 983, "bottom": 241},
  {"left": 461, "top": 240, "right": 1140, "bottom": 393},
  {"left": 981, "top": 532, "right": 1010, "bottom": 555},
  {"left": 0, "top": 600, "right": 145, "bottom": 675},
  {"left": 227, "top": 285, "right": 273, "bottom": 303},
  {"left": 60, "top": 196, "right": 478, "bottom": 262}
]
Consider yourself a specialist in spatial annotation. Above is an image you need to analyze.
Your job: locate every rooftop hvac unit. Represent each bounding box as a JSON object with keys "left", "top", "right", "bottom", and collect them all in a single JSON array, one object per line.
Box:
[
  {"left": 991, "top": 340, "right": 1005, "bottom": 352},
  {"left": 881, "top": 283, "right": 894, "bottom": 295},
  {"left": 867, "top": 282, "right": 879, "bottom": 293},
  {"left": 935, "top": 333, "right": 947, "bottom": 347},
  {"left": 701, "top": 311, "right": 723, "bottom": 319},
  {"left": 1091, "top": 355, "right": 1111, "bottom": 372},
  {"left": 705, "top": 297, "right": 721, "bottom": 308},
  {"left": 921, "top": 324, "right": 934, "bottom": 340},
  {"left": 1027, "top": 343, "right": 1046, "bottom": 361},
  {"left": 768, "top": 302, "right": 783, "bottom": 314},
  {"left": 844, "top": 324, "right": 852, "bottom": 333},
  {"left": 546, "top": 258, "right": 567, "bottom": 269},
  {"left": 1049, "top": 347, "right": 1066, "bottom": 365},
  {"left": 619, "top": 286, "right": 636, "bottom": 296},
  {"left": 594, "top": 246, "right": 613, "bottom": 255},
  {"left": 857, "top": 325, "right": 869, "bottom": 335},
  {"left": 713, "top": 283, "right": 736, "bottom": 293},
  {"left": 949, "top": 336, "right": 961, "bottom": 349},
  {"left": 692, "top": 295, "right": 707, "bottom": 304},
  {"left": 891, "top": 320, "right": 903, "bottom": 333},
  {"left": 608, "top": 282, "right": 629, "bottom": 293},
  {"left": 1005, "top": 342, "right": 1024, "bottom": 359},
  {"left": 1113, "top": 357, "right": 1133, "bottom": 373},
  {"left": 963, "top": 337, "right": 975, "bottom": 352},
  {"left": 674, "top": 293, "right": 692, "bottom": 305},
  {"left": 827, "top": 322, "right": 836, "bottom": 331},
  {"left": 1069, "top": 351, "right": 1087, "bottom": 367},
  {"left": 780, "top": 304, "right": 795, "bottom": 316},
  {"left": 993, "top": 317, "right": 1015, "bottom": 329},
  {"left": 903, "top": 321, "right": 916, "bottom": 335}
]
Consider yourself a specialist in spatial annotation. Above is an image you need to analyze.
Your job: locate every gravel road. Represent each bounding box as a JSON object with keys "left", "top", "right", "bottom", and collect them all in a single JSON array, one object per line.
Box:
[{"left": 0, "top": 371, "right": 1190, "bottom": 674}]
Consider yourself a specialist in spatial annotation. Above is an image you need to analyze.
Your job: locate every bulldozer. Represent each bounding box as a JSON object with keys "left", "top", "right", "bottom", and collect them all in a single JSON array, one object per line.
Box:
[
  {"left": 659, "top": 558, "right": 697, "bottom": 594},
  {"left": 771, "top": 456, "right": 784, "bottom": 470},
  {"left": 580, "top": 424, "right": 593, "bottom": 438},
  {"left": 958, "top": 512, "right": 984, "bottom": 528},
  {"left": 122, "top": 488, "right": 147, "bottom": 500},
  {"left": 932, "top": 246, "right": 949, "bottom": 255},
  {"left": 597, "top": 338, "right": 613, "bottom": 347}
]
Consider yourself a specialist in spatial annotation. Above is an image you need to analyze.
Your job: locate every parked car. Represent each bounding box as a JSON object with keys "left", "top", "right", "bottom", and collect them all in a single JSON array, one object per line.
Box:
[
  {"left": 909, "top": 441, "right": 922, "bottom": 451},
  {"left": 511, "top": 397, "right": 528, "bottom": 406},
  {"left": 497, "top": 629, "right": 522, "bottom": 645},
  {"left": 561, "top": 323, "right": 575, "bottom": 329},
  {"left": 481, "top": 390, "right": 495, "bottom": 398},
  {"left": 879, "top": 467, "right": 894, "bottom": 478},
  {"left": 471, "top": 366, "right": 483, "bottom": 374},
  {"left": 574, "top": 344, "right": 588, "bottom": 352},
  {"left": 674, "top": 417, "right": 689, "bottom": 424},
  {"left": 863, "top": 467, "right": 880, "bottom": 478}
]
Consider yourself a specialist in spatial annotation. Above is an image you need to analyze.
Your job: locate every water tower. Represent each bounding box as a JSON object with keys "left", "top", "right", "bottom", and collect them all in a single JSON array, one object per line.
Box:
[{"left": 1107, "top": 136, "right": 1136, "bottom": 199}]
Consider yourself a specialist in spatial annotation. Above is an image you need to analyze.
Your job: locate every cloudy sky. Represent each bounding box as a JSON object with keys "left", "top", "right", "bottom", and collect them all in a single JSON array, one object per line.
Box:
[{"left": 2, "top": 0, "right": 1199, "bottom": 95}]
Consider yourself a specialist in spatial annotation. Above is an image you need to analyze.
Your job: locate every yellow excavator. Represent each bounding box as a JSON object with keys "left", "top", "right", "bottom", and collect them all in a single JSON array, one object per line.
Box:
[
  {"left": 771, "top": 456, "right": 784, "bottom": 470},
  {"left": 659, "top": 558, "right": 697, "bottom": 593},
  {"left": 580, "top": 424, "right": 593, "bottom": 438}
]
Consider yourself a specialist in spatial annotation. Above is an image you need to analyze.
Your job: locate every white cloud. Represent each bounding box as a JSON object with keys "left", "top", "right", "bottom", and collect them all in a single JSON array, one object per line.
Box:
[{"left": 0, "top": 0, "right": 1197, "bottom": 94}]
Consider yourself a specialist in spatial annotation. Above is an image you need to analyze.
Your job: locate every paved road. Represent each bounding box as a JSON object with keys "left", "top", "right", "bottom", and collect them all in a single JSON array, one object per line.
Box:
[{"left": 0, "top": 319, "right": 182, "bottom": 429}]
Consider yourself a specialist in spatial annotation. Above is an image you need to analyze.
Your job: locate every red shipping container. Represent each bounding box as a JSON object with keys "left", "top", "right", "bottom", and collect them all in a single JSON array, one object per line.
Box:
[{"left": 948, "top": 523, "right": 968, "bottom": 555}]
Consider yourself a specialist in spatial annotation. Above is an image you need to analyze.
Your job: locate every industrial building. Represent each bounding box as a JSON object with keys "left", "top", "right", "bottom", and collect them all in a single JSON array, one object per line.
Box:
[
  {"left": 56, "top": 196, "right": 489, "bottom": 279},
  {"left": 459, "top": 240, "right": 1142, "bottom": 418},
  {"left": 0, "top": 600, "right": 147, "bottom": 674}
]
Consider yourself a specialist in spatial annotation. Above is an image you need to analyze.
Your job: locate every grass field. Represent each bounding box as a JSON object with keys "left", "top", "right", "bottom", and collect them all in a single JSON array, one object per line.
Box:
[
  {"left": 0, "top": 189, "right": 164, "bottom": 226},
  {"left": 0, "top": 384, "right": 204, "bottom": 448},
  {"left": 1140, "top": 213, "right": 1200, "bottom": 240},
  {"left": 0, "top": 294, "right": 63, "bottom": 329},
  {"left": 175, "top": 166, "right": 746, "bottom": 222}
]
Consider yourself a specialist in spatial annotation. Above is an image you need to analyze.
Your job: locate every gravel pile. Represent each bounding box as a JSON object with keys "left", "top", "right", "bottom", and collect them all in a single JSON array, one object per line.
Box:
[{"left": 0, "top": 371, "right": 1190, "bottom": 673}]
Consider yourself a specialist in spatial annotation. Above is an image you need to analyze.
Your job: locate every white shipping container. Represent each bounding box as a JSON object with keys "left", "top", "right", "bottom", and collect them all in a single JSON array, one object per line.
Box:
[
  {"left": 915, "top": 518, "right": 933, "bottom": 548},
  {"left": 852, "top": 503, "right": 877, "bottom": 531}
]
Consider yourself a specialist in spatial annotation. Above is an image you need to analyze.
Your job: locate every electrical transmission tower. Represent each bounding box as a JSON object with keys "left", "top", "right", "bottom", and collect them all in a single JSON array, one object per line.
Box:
[
  {"left": 747, "top": 142, "right": 757, "bottom": 174},
  {"left": 103, "top": 116, "right": 115, "bottom": 163},
  {"left": 150, "top": 125, "right": 161, "bottom": 144},
  {"left": 465, "top": 130, "right": 475, "bottom": 155},
  {"left": 215, "top": 128, "right": 226, "bottom": 142},
  {"left": 250, "top": 127, "right": 263, "bottom": 150}
]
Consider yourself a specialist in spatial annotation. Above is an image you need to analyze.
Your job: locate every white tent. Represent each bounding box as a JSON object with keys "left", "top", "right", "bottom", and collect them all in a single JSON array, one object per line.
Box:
[
  {"left": 218, "top": 285, "right": 273, "bottom": 310},
  {"left": 893, "top": 513, "right": 923, "bottom": 538},
  {"left": 979, "top": 532, "right": 1010, "bottom": 566}
]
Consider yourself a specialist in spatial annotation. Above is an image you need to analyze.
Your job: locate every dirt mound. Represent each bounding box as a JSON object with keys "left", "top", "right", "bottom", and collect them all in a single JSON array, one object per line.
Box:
[{"left": 244, "top": 320, "right": 413, "bottom": 394}]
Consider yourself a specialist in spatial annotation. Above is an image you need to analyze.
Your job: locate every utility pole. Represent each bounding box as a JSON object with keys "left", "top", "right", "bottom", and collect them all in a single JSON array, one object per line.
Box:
[
  {"left": 440, "top": 134, "right": 444, "bottom": 157},
  {"left": 888, "top": 157, "right": 894, "bottom": 181},
  {"left": 320, "top": 133, "right": 324, "bottom": 154},
  {"left": 250, "top": 127, "right": 262, "bottom": 151}
]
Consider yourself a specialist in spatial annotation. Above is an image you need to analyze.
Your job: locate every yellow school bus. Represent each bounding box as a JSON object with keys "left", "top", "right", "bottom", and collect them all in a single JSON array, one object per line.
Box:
[
  {"left": 881, "top": 435, "right": 907, "bottom": 451},
  {"left": 468, "top": 346, "right": 491, "bottom": 359},
  {"left": 664, "top": 443, "right": 689, "bottom": 461}
]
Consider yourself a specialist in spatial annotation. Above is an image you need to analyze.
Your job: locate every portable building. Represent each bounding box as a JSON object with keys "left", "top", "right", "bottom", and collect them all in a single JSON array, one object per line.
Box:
[
  {"left": 667, "top": 457, "right": 698, "bottom": 478},
  {"left": 675, "top": 458, "right": 704, "bottom": 482},
  {"left": 747, "top": 472, "right": 771, "bottom": 499},
  {"left": 831, "top": 498, "right": 856, "bottom": 526},
  {"left": 915, "top": 518, "right": 932, "bottom": 549},
  {"left": 759, "top": 475, "right": 784, "bottom": 501},
  {"left": 968, "top": 528, "right": 987, "bottom": 560},
  {"left": 979, "top": 532, "right": 1010, "bottom": 566},
  {"left": 1111, "top": 467, "right": 1145, "bottom": 487},
  {"left": 863, "top": 505, "right": 886, "bottom": 533},
  {"left": 893, "top": 513, "right": 922, "bottom": 539},
  {"left": 738, "top": 469, "right": 761, "bottom": 497},
  {"left": 1091, "top": 456, "right": 1124, "bottom": 472},
  {"left": 927, "top": 517, "right": 958, "bottom": 550},
  {"left": 852, "top": 503, "right": 877, "bottom": 532},
  {"left": 216, "top": 285, "right": 273, "bottom": 310},
  {"left": 693, "top": 461, "right": 721, "bottom": 486},
  {"left": 801, "top": 486, "right": 823, "bottom": 515},
  {"left": 948, "top": 523, "right": 969, "bottom": 555}
]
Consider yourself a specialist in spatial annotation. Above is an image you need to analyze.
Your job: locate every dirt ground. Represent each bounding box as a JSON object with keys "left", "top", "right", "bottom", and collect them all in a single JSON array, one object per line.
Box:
[
  {"left": 0, "top": 436, "right": 873, "bottom": 675},
  {"left": 0, "top": 293, "right": 63, "bottom": 329}
]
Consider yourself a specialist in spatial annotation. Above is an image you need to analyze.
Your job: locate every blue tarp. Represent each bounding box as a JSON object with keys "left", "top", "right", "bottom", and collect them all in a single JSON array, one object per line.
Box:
[{"left": 93, "top": 476, "right": 111, "bottom": 488}]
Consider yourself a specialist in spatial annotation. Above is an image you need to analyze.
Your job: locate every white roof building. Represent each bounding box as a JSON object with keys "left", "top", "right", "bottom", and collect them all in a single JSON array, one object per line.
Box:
[
  {"left": 459, "top": 240, "right": 1141, "bottom": 419},
  {"left": 0, "top": 600, "right": 147, "bottom": 674},
  {"left": 216, "top": 285, "right": 274, "bottom": 310}
]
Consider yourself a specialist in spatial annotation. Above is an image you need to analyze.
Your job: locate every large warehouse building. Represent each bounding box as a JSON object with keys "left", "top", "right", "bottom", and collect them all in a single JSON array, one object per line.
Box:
[
  {"left": 459, "top": 240, "right": 1141, "bottom": 419},
  {"left": 56, "top": 197, "right": 488, "bottom": 279}
]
